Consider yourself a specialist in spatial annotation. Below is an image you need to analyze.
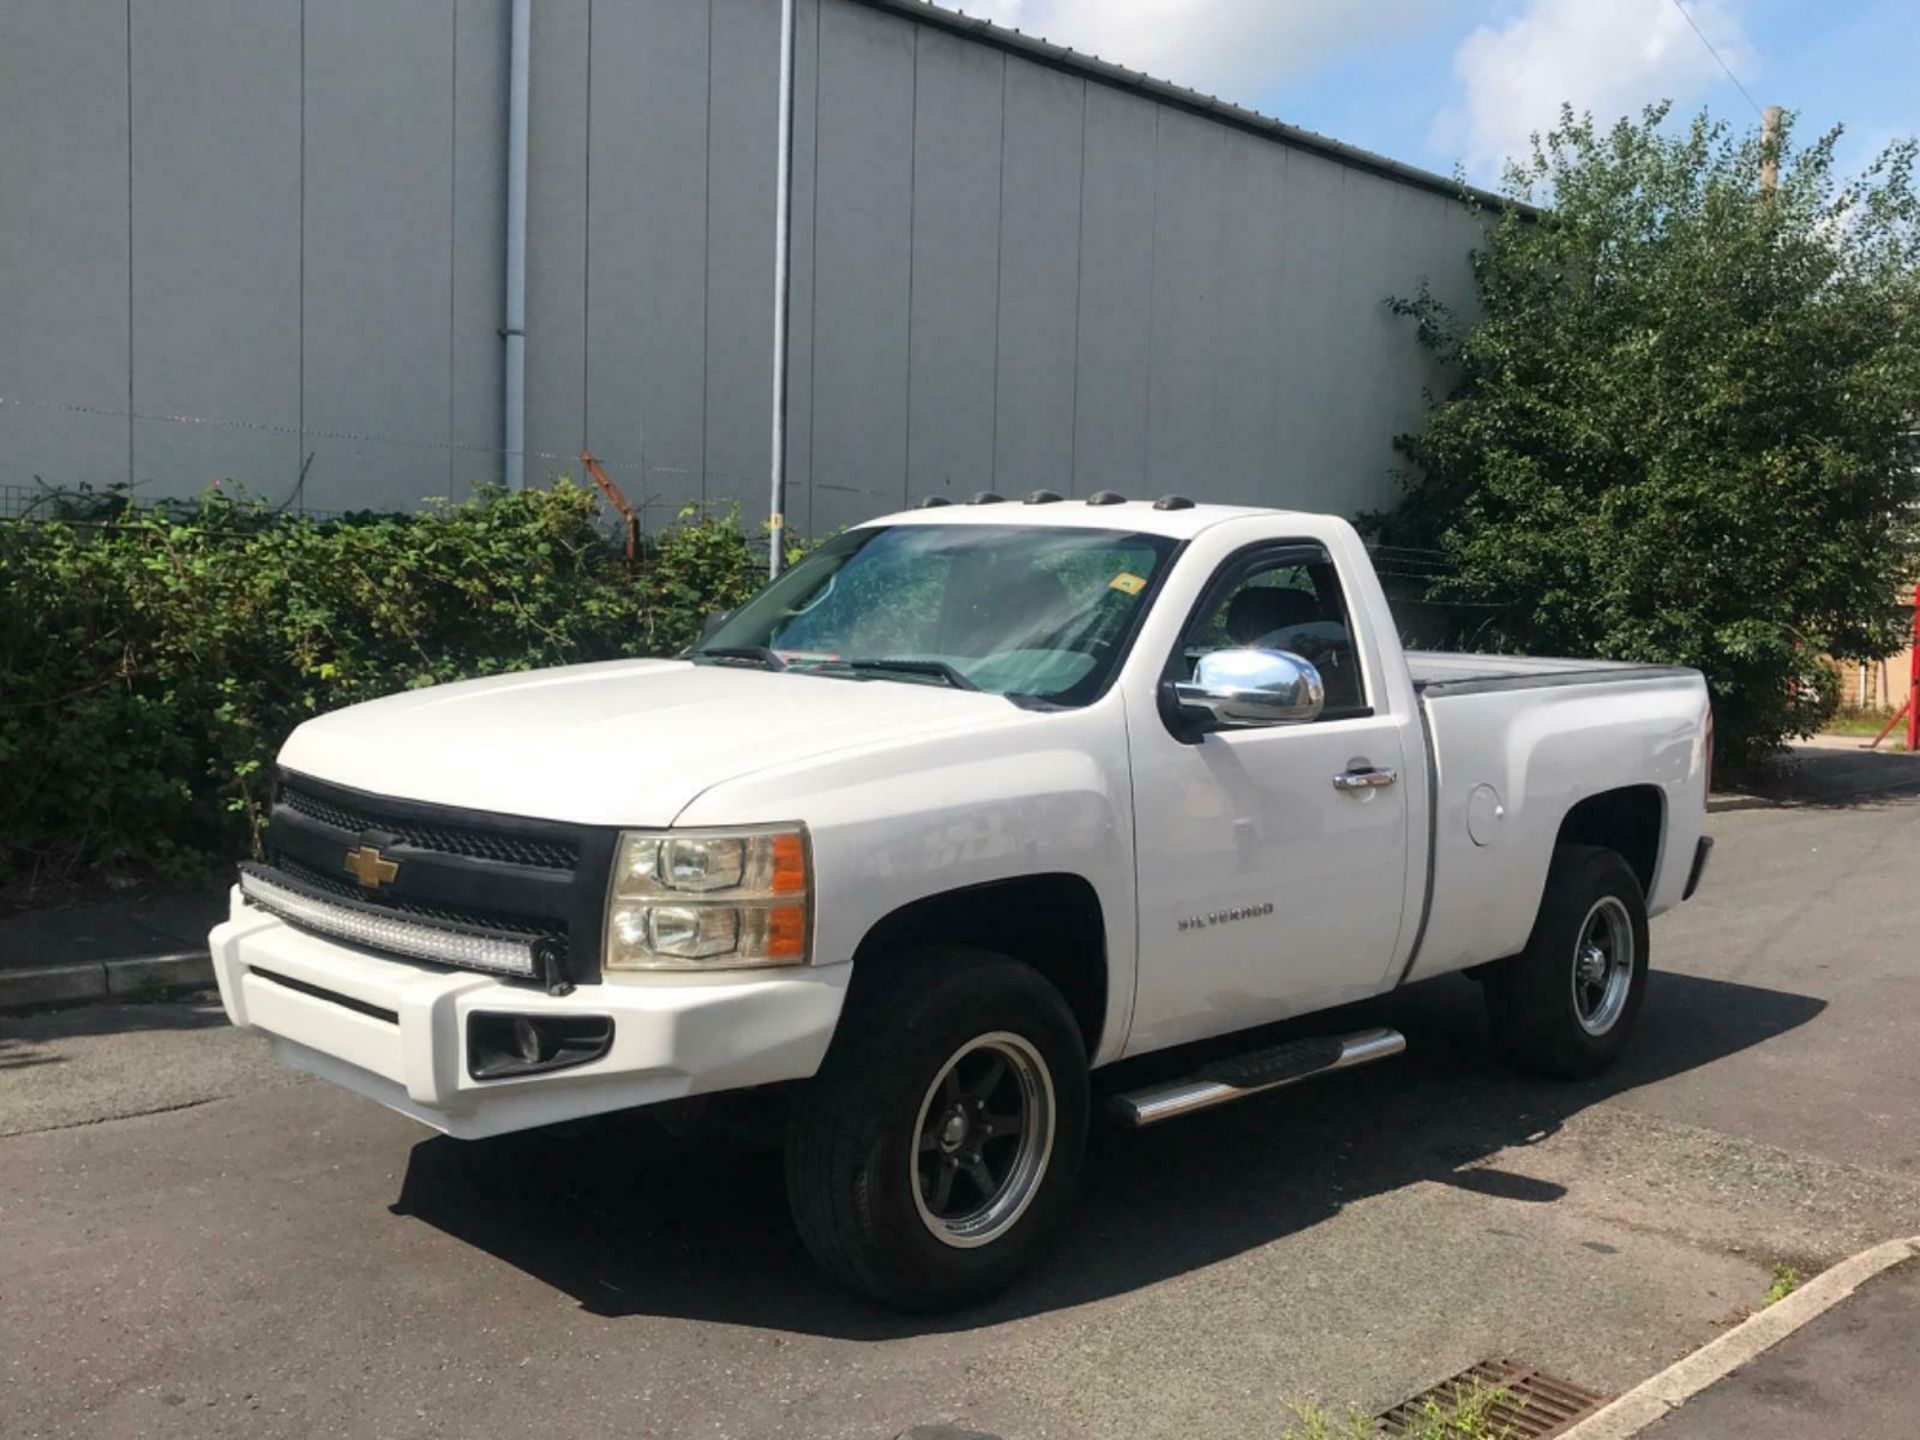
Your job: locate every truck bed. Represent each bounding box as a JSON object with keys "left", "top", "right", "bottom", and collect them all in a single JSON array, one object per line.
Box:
[
  {"left": 1407, "top": 651, "right": 1691, "bottom": 697},
  {"left": 1400, "top": 649, "right": 1707, "bottom": 988}
]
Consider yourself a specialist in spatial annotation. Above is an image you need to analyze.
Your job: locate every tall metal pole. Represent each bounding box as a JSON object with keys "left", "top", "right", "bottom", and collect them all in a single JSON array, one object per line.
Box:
[
  {"left": 1759, "top": 104, "right": 1782, "bottom": 195},
  {"left": 503, "top": 0, "right": 531, "bottom": 490},
  {"left": 767, "top": 0, "right": 798, "bottom": 578}
]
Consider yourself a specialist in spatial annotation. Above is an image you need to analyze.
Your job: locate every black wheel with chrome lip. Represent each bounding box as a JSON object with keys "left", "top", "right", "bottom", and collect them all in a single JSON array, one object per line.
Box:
[
  {"left": 911, "top": 1030, "right": 1056, "bottom": 1249},
  {"left": 1486, "top": 844, "right": 1650, "bottom": 1079},
  {"left": 785, "top": 948, "right": 1088, "bottom": 1311}
]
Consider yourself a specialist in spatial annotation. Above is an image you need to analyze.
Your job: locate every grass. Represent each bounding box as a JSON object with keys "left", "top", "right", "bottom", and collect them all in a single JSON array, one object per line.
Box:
[
  {"left": 1823, "top": 708, "right": 1904, "bottom": 739},
  {"left": 1278, "top": 1400, "right": 1376, "bottom": 1440},
  {"left": 128, "top": 973, "right": 177, "bottom": 1005},
  {"left": 1283, "top": 1381, "right": 1517, "bottom": 1440},
  {"left": 1765, "top": 1262, "right": 1804, "bottom": 1307}
]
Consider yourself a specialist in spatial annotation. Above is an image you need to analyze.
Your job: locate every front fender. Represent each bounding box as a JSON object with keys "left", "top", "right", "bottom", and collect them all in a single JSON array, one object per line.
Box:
[{"left": 673, "top": 698, "right": 1138, "bottom": 1064}]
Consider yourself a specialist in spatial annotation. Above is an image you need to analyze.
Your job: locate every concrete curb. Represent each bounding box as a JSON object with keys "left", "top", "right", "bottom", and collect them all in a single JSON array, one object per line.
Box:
[
  {"left": 1558, "top": 1236, "right": 1920, "bottom": 1440},
  {"left": 0, "top": 951, "right": 214, "bottom": 1011},
  {"left": 1705, "top": 793, "right": 1779, "bottom": 814}
]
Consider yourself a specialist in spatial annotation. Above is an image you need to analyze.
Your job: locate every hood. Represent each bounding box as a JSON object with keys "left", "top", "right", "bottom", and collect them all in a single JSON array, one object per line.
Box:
[{"left": 277, "top": 658, "right": 1023, "bottom": 827}]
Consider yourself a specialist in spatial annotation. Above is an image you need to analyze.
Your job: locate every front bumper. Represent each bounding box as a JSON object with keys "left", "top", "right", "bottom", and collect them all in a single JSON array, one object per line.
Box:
[{"left": 210, "top": 889, "right": 847, "bottom": 1139}]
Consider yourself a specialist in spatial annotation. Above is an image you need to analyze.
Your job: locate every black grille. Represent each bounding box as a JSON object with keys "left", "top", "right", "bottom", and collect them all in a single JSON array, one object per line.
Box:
[
  {"left": 280, "top": 781, "right": 580, "bottom": 871},
  {"left": 272, "top": 857, "right": 570, "bottom": 957},
  {"left": 264, "top": 769, "right": 618, "bottom": 986}
]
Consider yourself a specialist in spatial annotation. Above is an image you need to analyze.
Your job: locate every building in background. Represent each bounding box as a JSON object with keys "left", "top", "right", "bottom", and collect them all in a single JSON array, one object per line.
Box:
[
  {"left": 0, "top": 0, "right": 1490, "bottom": 534},
  {"left": 1831, "top": 585, "right": 1920, "bottom": 718}
]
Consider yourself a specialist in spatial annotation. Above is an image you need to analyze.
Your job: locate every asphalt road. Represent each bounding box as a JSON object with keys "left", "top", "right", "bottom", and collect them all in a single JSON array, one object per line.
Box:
[{"left": 5, "top": 763, "right": 1920, "bottom": 1440}]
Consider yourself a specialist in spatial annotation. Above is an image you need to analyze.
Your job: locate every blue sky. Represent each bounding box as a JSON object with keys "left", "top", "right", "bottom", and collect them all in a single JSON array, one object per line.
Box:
[{"left": 963, "top": 0, "right": 1916, "bottom": 188}]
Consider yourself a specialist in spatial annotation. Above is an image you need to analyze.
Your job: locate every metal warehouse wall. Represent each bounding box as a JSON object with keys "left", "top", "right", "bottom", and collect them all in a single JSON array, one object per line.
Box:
[
  {"left": 0, "top": 0, "right": 1484, "bottom": 531},
  {"left": 0, "top": 0, "right": 508, "bottom": 514}
]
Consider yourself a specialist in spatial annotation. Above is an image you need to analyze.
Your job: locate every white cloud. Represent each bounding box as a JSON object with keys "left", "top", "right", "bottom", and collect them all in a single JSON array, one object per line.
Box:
[
  {"left": 950, "top": 0, "right": 1426, "bottom": 110},
  {"left": 1432, "top": 0, "right": 1758, "bottom": 179}
]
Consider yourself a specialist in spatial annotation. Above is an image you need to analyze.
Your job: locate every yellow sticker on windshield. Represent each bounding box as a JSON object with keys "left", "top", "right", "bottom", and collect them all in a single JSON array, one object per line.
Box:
[{"left": 1108, "top": 572, "right": 1148, "bottom": 596}]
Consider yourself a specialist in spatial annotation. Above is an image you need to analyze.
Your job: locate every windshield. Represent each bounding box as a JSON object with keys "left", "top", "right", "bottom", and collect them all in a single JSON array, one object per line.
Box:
[{"left": 695, "top": 524, "right": 1179, "bottom": 705}]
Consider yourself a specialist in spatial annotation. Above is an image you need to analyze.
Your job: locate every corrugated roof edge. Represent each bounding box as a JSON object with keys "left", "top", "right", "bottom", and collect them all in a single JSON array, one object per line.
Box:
[{"left": 849, "top": 0, "right": 1531, "bottom": 215}]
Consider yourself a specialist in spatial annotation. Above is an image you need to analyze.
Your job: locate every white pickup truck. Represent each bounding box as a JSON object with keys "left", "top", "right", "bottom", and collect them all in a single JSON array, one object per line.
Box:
[{"left": 211, "top": 495, "right": 1713, "bottom": 1309}]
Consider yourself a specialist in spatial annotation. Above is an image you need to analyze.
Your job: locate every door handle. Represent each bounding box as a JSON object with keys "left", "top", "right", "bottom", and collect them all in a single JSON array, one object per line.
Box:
[{"left": 1333, "top": 766, "right": 1398, "bottom": 791}]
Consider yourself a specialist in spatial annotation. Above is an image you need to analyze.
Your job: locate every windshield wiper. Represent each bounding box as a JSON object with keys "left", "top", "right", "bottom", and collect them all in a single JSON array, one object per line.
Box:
[
  {"left": 691, "top": 645, "right": 787, "bottom": 671},
  {"left": 840, "top": 658, "right": 980, "bottom": 691}
]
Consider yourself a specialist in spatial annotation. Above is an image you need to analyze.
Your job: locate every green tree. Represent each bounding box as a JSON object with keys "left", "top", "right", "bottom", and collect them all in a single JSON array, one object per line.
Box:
[{"left": 1380, "top": 104, "right": 1920, "bottom": 765}]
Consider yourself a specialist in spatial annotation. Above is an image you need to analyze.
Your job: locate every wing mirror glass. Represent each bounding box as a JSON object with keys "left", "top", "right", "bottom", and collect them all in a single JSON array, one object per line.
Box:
[{"left": 1173, "top": 648, "right": 1325, "bottom": 729}]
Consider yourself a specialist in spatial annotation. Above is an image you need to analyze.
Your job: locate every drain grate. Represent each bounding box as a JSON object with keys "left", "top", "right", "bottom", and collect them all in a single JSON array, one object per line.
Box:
[{"left": 1378, "top": 1359, "right": 1607, "bottom": 1439}]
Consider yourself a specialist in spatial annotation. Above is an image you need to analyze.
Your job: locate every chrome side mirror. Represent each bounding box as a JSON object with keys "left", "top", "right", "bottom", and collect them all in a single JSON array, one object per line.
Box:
[{"left": 1173, "top": 648, "right": 1325, "bottom": 728}]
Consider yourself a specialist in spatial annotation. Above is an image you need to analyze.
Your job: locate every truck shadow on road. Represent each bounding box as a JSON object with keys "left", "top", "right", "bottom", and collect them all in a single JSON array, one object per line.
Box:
[{"left": 390, "top": 969, "right": 1823, "bottom": 1340}]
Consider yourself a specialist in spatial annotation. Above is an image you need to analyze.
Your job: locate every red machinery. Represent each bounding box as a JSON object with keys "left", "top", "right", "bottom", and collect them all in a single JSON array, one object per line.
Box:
[{"left": 1866, "top": 582, "right": 1920, "bottom": 753}]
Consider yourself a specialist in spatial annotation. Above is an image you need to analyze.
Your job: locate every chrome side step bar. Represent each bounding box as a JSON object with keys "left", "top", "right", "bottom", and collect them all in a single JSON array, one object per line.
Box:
[{"left": 1110, "top": 1026, "right": 1406, "bottom": 1127}]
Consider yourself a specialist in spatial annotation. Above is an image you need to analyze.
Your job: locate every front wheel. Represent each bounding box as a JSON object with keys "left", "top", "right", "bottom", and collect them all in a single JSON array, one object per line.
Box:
[
  {"left": 1485, "top": 844, "right": 1650, "bottom": 1079},
  {"left": 785, "top": 949, "right": 1088, "bottom": 1311}
]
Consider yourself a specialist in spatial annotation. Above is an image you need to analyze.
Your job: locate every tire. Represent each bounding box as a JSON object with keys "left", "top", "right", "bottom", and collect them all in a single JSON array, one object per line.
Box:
[
  {"left": 1485, "top": 844, "right": 1650, "bottom": 1079},
  {"left": 785, "top": 947, "right": 1089, "bottom": 1311}
]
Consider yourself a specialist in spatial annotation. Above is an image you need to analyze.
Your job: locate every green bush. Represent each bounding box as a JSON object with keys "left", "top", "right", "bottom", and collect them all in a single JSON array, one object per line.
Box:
[
  {"left": 0, "top": 484, "right": 778, "bottom": 889},
  {"left": 1378, "top": 106, "right": 1920, "bottom": 767}
]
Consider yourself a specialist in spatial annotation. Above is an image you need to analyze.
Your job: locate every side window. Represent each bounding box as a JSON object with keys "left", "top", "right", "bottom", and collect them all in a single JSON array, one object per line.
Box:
[{"left": 1179, "top": 547, "right": 1366, "bottom": 714}]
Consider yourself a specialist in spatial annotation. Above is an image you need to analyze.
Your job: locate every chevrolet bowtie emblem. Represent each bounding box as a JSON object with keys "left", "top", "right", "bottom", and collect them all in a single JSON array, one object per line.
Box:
[{"left": 343, "top": 846, "right": 400, "bottom": 889}]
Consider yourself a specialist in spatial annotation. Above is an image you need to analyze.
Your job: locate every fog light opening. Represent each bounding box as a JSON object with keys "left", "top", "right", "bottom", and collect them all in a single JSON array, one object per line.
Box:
[{"left": 467, "top": 1012, "right": 613, "bottom": 1081}]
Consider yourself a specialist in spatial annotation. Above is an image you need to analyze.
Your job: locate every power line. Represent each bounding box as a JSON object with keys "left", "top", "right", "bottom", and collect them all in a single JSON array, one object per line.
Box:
[{"left": 1668, "top": 0, "right": 1765, "bottom": 121}]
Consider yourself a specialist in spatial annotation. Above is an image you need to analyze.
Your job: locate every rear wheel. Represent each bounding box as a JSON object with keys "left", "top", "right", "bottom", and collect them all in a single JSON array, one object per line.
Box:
[
  {"left": 785, "top": 948, "right": 1088, "bottom": 1311},
  {"left": 1486, "top": 844, "right": 1649, "bottom": 1079}
]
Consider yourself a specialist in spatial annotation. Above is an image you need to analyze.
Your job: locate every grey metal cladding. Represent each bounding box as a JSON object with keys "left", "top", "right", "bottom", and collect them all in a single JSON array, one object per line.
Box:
[
  {"left": 1270, "top": 147, "right": 1353, "bottom": 514},
  {"left": 130, "top": 0, "right": 302, "bottom": 504},
  {"left": 906, "top": 26, "right": 1004, "bottom": 505},
  {"left": 992, "top": 61, "right": 1083, "bottom": 500},
  {"left": 1145, "top": 107, "right": 1228, "bottom": 495},
  {"left": 2, "top": 0, "right": 1482, "bottom": 529},
  {"left": 523, "top": 0, "right": 590, "bottom": 488},
  {"left": 0, "top": 0, "right": 132, "bottom": 494},
  {"left": 301, "top": 0, "right": 457, "bottom": 513},
  {"left": 705, "top": 0, "right": 783, "bottom": 525},
  {"left": 587, "top": 0, "right": 710, "bottom": 517},
  {"left": 807, "top": 0, "right": 915, "bottom": 534},
  {"left": 451, "top": 0, "right": 512, "bottom": 500},
  {"left": 1071, "top": 85, "right": 1160, "bottom": 500},
  {"left": 1212, "top": 130, "right": 1287, "bottom": 505}
]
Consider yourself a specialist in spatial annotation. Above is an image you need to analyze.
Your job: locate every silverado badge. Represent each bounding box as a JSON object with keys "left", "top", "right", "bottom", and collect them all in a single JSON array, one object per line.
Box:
[{"left": 343, "top": 846, "right": 400, "bottom": 889}]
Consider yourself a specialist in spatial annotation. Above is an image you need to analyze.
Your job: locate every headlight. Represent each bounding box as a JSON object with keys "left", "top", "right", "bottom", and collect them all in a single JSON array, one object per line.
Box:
[{"left": 605, "top": 825, "right": 810, "bottom": 971}]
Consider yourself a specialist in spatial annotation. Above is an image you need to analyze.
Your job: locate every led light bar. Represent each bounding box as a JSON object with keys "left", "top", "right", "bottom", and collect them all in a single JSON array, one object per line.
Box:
[{"left": 238, "top": 864, "right": 539, "bottom": 978}]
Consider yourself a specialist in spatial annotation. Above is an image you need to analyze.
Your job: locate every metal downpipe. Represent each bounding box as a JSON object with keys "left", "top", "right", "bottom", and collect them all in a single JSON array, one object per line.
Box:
[
  {"left": 503, "top": 0, "right": 531, "bottom": 491},
  {"left": 766, "top": 0, "right": 797, "bottom": 577}
]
